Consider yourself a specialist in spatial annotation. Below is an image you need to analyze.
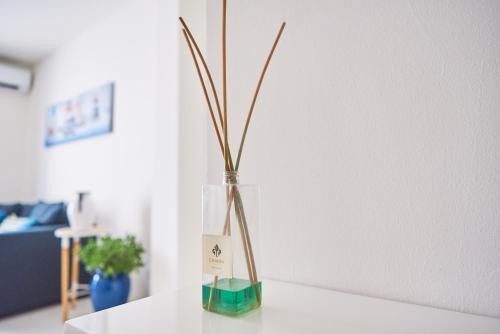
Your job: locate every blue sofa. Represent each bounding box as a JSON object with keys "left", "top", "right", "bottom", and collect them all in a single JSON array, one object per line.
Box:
[{"left": 0, "top": 202, "right": 90, "bottom": 318}]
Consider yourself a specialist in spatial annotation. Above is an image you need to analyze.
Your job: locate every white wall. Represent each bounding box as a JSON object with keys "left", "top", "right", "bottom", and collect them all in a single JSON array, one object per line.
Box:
[
  {"left": 0, "top": 89, "right": 29, "bottom": 201},
  {"left": 149, "top": 0, "right": 181, "bottom": 294},
  {"left": 177, "top": 0, "right": 208, "bottom": 292},
  {"left": 150, "top": 0, "right": 207, "bottom": 294},
  {"left": 206, "top": 0, "right": 500, "bottom": 317},
  {"left": 26, "top": 0, "right": 161, "bottom": 299}
]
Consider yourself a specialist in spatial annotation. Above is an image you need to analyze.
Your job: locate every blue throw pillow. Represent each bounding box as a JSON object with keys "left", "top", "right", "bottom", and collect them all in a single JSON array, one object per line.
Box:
[
  {"left": 30, "top": 202, "right": 65, "bottom": 225},
  {"left": 0, "top": 204, "right": 21, "bottom": 216},
  {"left": 0, "top": 210, "right": 6, "bottom": 223},
  {"left": 19, "top": 204, "right": 36, "bottom": 217}
]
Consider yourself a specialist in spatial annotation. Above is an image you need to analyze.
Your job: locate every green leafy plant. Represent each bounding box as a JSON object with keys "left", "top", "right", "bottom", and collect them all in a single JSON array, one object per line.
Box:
[{"left": 80, "top": 236, "right": 144, "bottom": 278}]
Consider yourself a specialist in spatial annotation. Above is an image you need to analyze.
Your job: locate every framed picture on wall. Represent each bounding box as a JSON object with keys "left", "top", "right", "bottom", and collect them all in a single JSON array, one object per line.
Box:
[{"left": 45, "top": 82, "right": 114, "bottom": 147}]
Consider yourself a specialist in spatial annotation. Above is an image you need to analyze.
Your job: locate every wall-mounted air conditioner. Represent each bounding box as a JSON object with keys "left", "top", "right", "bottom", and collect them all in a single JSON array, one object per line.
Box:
[{"left": 0, "top": 63, "right": 32, "bottom": 94}]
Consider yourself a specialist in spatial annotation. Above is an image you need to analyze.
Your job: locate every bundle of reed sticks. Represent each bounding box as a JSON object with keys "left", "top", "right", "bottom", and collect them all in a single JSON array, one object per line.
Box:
[{"left": 179, "top": 0, "right": 285, "bottom": 310}]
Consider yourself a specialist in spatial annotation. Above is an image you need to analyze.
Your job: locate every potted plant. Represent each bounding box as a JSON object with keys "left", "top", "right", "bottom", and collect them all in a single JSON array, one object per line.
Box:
[{"left": 80, "top": 235, "right": 144, "bottom": 311}]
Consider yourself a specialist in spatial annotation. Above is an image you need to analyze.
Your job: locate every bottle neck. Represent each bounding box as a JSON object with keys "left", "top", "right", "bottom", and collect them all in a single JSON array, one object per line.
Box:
[{"left": 222, "top": 171, "right": 239, "bottom": 185}]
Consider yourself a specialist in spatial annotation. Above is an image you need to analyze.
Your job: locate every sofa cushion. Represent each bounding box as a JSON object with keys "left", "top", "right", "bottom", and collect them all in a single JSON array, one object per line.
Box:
[
  {"left": 30, "top": 202, "right": 66, "bottom": 225},
  {"left": 0, "top": 216, "right": 37, "bottom": 233},
  {"left": 20, "top": 204, "right": 36, "bottom": 217},
  {"left": 0, "top": 204, "right": 21, "bottom": 216}
]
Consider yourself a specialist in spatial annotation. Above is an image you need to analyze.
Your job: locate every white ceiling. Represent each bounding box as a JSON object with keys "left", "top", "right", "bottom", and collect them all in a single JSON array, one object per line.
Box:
[{"left": 0, "top": 0, "right": 131, "bottom": 65}]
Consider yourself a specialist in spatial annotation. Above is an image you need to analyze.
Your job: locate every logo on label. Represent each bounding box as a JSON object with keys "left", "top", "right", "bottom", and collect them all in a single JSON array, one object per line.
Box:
[
  {"left": 212, "top": 244, "right": 222, "bottom": 257},
  {"left": 203, "top": 234, "right": 233, "bottom": 277}
]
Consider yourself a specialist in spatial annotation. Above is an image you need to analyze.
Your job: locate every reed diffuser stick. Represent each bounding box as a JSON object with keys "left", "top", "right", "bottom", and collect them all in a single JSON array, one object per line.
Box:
[
  {"left": 235, "top": 22, "right": 286, "bottom": 171},
  {"left": 179, "top": 16, "right": 256, "bottom": 287},
  {"left": 179, "top": 17, "right": 235, "bottom": 170},
  {"left": 180, "top": 30, "right": 262, "bottom": 308},
  {"left": 222, "top": 0, "right": 229, "bottom": 171},
  {"left": 181, "top": 27, "right": 247, "bottom": 293},
  {"left": 181, "top": 28, "right": 244, "bottom": 295},
  {"left": 206, "top": 176, "right": 259, "bottom": 309},
  {"left": 212, "top": 186, "right": 260, "bottom": 305},
  {"left": 207, "top": 189, "right": 235, "bottom": 310},
  {"left": 179, "top": 18, "right": 225, "bottom": 132},
  {"left": 181, "top": 29, "right": 224, "bottom": 155}
]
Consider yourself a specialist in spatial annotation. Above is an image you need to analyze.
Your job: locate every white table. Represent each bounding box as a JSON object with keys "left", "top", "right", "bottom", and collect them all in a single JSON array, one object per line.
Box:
[
  {"left": 64, "top": 280, "right": 500, "bottom": 334},
  {"left": 55, "top": 226, "right": 110, "bottom": 322}
]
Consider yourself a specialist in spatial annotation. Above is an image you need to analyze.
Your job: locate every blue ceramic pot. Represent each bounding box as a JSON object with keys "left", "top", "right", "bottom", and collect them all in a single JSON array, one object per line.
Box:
[{"left": 90, "top": 271, "right": 130, "bottom": 311}]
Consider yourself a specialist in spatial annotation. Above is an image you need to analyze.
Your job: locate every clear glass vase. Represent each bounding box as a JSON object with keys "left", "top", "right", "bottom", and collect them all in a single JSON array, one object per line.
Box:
[{"left": 202, "top": 171, "right": 262, "bottom": 316}]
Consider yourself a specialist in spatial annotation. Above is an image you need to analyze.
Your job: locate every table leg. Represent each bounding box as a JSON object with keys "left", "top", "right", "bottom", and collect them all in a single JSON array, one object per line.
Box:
[
  {"left": 61, "top": 238, "right": 70, "bottom": 322},
  {"left": 71, "top": 238, "right": 80, "bottom": 308}
]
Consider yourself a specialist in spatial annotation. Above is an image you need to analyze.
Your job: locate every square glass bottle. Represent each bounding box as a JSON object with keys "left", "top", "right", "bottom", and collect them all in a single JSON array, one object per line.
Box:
[{"left": 202, "top": 171, "right": 262, "bottom": 316}]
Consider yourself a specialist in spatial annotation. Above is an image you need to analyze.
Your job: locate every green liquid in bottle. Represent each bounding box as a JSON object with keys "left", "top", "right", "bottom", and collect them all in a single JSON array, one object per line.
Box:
[{"left": 202, "top": 278, "right": 262, "bottom": 316}]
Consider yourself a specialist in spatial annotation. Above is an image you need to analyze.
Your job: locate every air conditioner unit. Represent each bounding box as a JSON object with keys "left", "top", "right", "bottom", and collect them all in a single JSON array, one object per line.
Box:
[{"left": 0, "top": 63, "right": 32, "bottom": 94}]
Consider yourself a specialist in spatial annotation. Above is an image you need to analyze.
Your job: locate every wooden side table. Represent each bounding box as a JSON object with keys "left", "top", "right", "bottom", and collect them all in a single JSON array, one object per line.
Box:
[{"left": 55, "top": 226, "right": 109, "bottom": 322}]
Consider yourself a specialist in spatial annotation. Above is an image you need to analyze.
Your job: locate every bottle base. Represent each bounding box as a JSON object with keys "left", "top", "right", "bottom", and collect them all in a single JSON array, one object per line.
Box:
[{"left": 202, "top": 278, "right": 262, "bottom": 316}]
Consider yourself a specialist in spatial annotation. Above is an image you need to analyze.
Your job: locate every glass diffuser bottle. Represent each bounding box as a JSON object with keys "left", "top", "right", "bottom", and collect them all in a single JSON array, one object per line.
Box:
[{"left": 202, "top": 171, "right": 262, "bottom": 316}]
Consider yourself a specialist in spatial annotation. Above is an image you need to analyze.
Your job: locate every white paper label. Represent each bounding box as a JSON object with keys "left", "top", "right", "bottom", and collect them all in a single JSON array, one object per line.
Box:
[{"left": 203, "top": 234, "right": 233, "bottom": 278}]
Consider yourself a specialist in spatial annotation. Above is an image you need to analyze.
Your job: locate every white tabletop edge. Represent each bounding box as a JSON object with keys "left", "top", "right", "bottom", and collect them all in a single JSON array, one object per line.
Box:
[{"left": 65, "top": 279, "right": 500, "bottom": 334}]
